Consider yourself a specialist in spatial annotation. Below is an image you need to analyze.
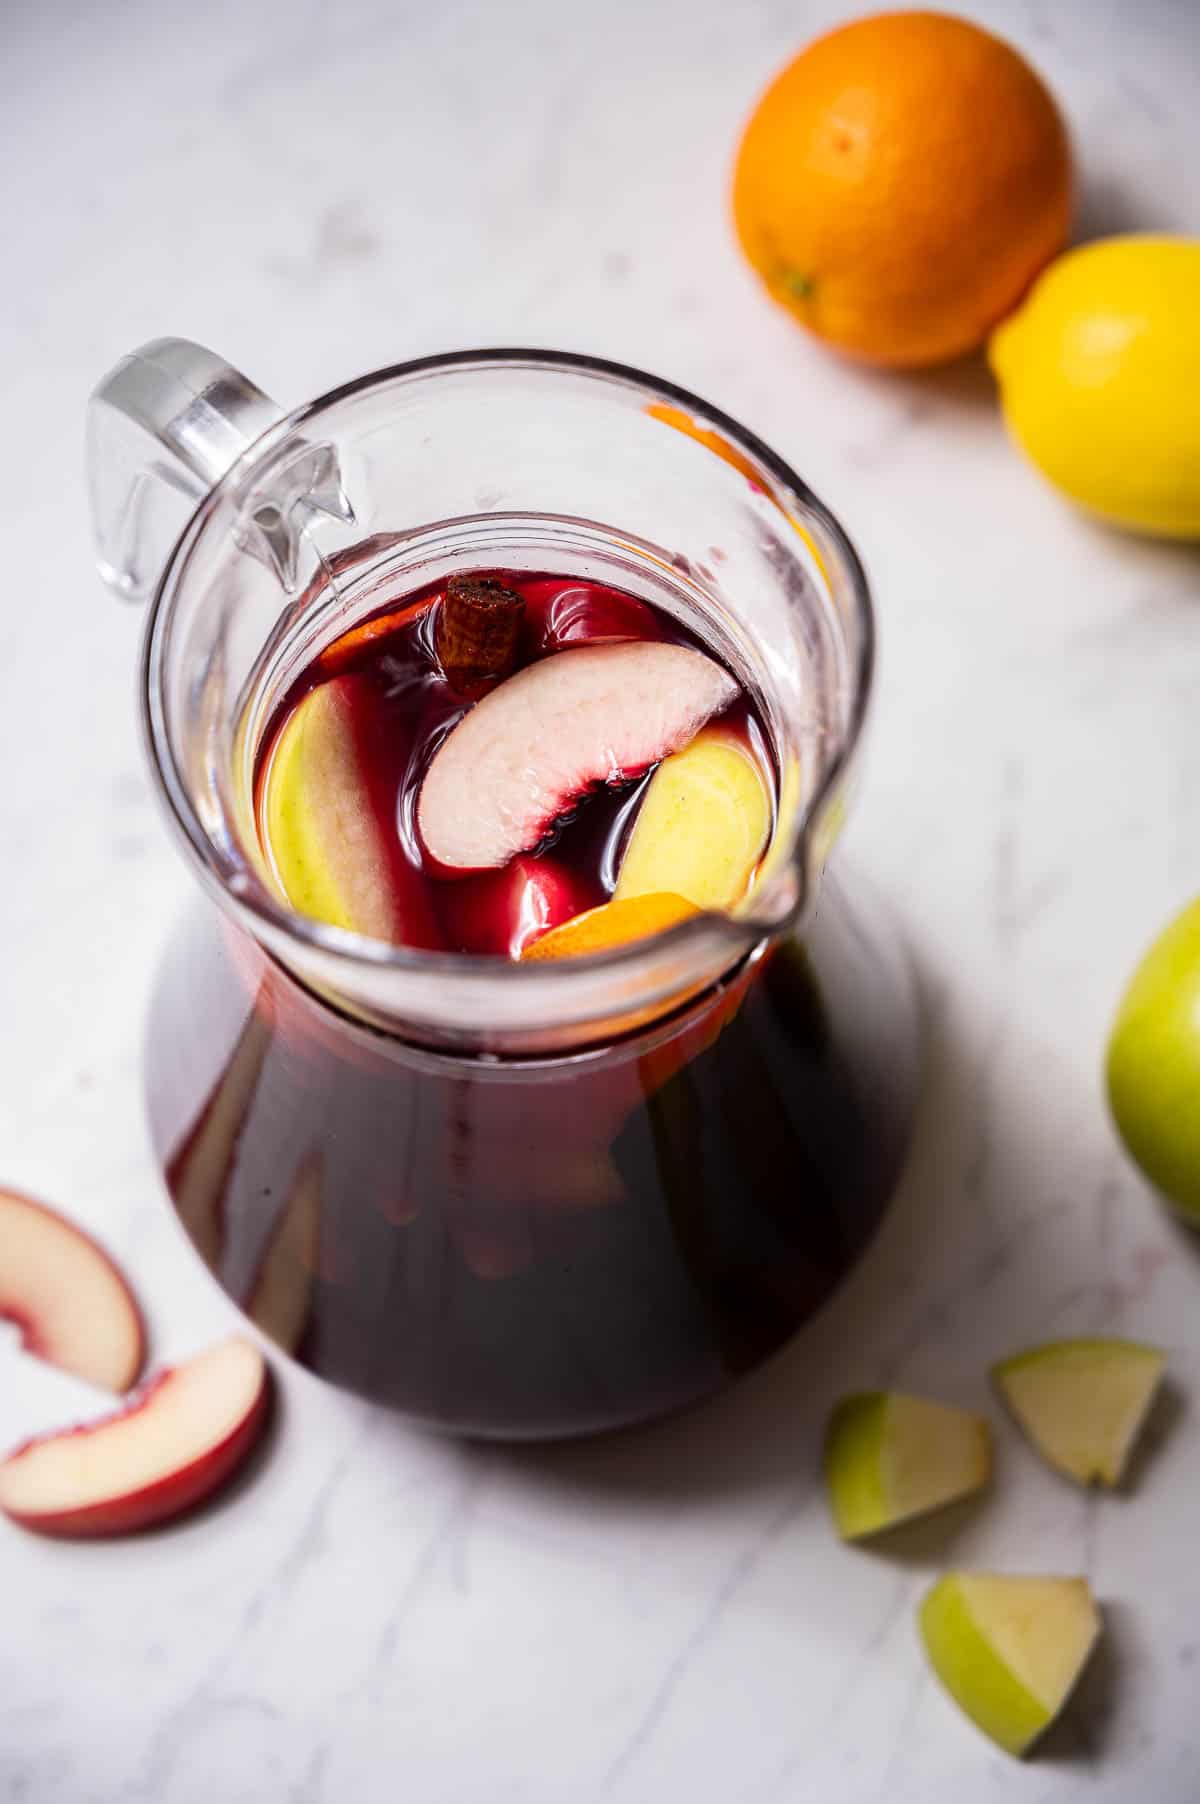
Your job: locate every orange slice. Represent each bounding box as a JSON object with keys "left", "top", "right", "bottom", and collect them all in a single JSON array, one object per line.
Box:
[{"left": 521, "top": 893, "right": 699, "bottom": 962}]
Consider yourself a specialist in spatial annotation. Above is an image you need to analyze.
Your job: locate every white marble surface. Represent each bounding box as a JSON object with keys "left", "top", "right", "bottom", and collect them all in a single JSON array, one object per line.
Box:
[{"left": 3, "top": 0, "right": 1200, "bottom": 1797}]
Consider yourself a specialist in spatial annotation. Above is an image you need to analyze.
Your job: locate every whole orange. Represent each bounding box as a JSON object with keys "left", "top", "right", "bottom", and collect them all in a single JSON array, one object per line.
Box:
[{"left": 732, "top": 11, "right": 1072, "bottom": 368}]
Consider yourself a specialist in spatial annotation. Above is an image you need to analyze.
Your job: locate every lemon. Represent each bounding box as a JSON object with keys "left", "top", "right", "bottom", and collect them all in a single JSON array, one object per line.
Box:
[{"left": 989, "top": 235, "right": 1200, "bottom": 539}]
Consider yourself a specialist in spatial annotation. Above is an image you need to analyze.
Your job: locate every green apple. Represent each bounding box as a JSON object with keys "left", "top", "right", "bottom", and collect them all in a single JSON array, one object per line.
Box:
[
  {"left": 823, "top": 1392, "right": 991, "bottom": 1540},
  {"left": 1107, "top": 896, "right": 1200, "bottom": 1223},
  {"left": 993, "top": 1339, "right": 1164, "bottom": 1487},
  {"left": 920, "top": 1573, "right": 1101, "bottom": 1757}
]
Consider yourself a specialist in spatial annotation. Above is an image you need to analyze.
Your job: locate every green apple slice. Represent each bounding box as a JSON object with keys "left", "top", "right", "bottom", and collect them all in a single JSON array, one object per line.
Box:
[
  {"left": 920, "top": 1573, "right": 1101, "bottom": 1757},
  {"left": 824, "top": 1392, "right": 991, "bottom": 1540},
  {"left": 992, "top": 1338, "right": 1165, "bottom": 1487}
]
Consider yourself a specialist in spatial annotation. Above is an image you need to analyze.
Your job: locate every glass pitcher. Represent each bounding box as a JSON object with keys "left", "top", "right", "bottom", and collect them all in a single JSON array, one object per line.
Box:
[{"left": 87, "top": 341, "right": 920, "bottom": 1439}]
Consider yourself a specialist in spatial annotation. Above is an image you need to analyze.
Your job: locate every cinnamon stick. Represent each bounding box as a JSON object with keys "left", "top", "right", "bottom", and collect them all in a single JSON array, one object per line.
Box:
[{"left": 435, "top": 574, "right": 525, "bottom": 697}]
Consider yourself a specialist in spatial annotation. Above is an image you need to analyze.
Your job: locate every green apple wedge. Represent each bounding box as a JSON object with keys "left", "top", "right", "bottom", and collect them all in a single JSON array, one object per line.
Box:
[
  {"left": 920, "top": 1573, "right": 1101, "bottom": 1758},
  {"left": 824, "top": 1392, "right": 992, "bottom": 1541},
  {"left": 992, "top": 1339, "right": 1165, "bottom": 1487},
  {"left": 1107, "top": 895, "right": 1200, "bottom": 1223}
]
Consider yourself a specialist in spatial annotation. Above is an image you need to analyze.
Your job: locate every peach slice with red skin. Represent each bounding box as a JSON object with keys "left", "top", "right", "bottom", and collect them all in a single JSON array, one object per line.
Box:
[
  {"left": 0, "top": 1338, "right": 271, "bottom": 1538},
  {"left": 418, "top": 642, "right": 738, "bottom": 873},
  {"left": 0, "top": 1187, "right": 145, "bottom": 1393}
]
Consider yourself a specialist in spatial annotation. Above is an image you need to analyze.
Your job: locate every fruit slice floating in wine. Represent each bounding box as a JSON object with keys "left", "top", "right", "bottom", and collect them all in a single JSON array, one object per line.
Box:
[
  {"left": 262, "top": 674, "right": 439, "bottom": 945},
  {"left": 823, "top": 1391, "right": 992, "bottom": 1540},
  {"left": 523, "top": 893, "right": 699, "bottom": 962},
  {"left": 244, "top": 1160, "right": 323, "bottom": 1356},
  {"left": 614, "top": 727, "right": 771, "bottom": 911},
  {"left": 0, "top": 1337, "right": 271, "bottom": 1538},
  {"left": 992, "top": 1338, "right": 1165, "bottom": 1488},
  {"left": 418, "top": 642, "right": 738, "bottom": 873},
  {"left": 0, "top": 1187, "right": 145, "bottom": 1393},
  {"left": 919, "top": 1573, "right": 1101, "bottom": 1758}
]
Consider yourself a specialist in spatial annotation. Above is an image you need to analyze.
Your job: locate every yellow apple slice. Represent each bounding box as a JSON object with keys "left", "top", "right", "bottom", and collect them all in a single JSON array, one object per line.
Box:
[
  {"left": 824, "top": 1392, "right": 992, "bottom": 1540},
  {"left": 920, "top": 1573, "right": 1101, "bottom": 1758},
  {"left": 261, "top": 677, "right": 402, "bottom": 940},
  {"left": 614, "top": 728, "right": 771, "bottom": 912},
  {"left": 992, "top": 1338, "right": 1165, "bottom": 1487}
]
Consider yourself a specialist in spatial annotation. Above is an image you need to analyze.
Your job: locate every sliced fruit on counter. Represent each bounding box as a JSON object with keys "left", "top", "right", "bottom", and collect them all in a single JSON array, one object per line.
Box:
[
  {"left": 0, "top": 1337, "right": 271, "bottom": 1538},
  {"left": 992, "top": 1338, "right": 1165, "bottom": 1488},
  {"left": 919, "top": 1573, "right": 1101, "bottom": 1758},
  {"left": 445, "top": 854, "right": 594, "bottom": 958},
  {"left": 1106, "top": 895, "right": 1200, "bottom": 1222},
  {"left": 262, "top": 675, "right": 431, "bottom": 944},
  {"left": 522, "top": 892, "right": 700, "bottom": 962},
  {"left": 614, "top": 727, "right": 771, "bottom": 911},
  {"left": 418, "top": 642, "right": 737, "bottom": 872},
  {"left": 0, "top": 1187, "right": 145, "bottom": 1393},
  {"left": 824, "top": 1391, "right": 992, "bottom": 1540}
]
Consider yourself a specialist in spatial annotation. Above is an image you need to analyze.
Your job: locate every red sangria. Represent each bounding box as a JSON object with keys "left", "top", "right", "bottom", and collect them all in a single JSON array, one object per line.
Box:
[
  {"left": 254, "top": 570, "right": 774, "bottom": 961},
  {"left": 146, "top": 568, "right": 914, "bottom": 1437},
  {"left": 91, "top": 343, "right": 920, "bottom": 1440}
]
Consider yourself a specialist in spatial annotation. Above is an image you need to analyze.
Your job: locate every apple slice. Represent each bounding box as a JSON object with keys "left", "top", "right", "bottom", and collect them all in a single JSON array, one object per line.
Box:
[
  {"left": 443, "top": 854, "right": 593, "bottom": 958},
  {"left": 262, "top": 675, "right": 440, "bottom": 946},
  {"left": 418, "top": 642, "right": 737, "bottom": 872},
  {"left": 992, "top": 1338, "right": 1165, "bottom": 1487},
  {"left": 920, "top": 1573, "right": 1102, "bottom": 1757},
  {"left": 0, "top": 1188, "right": 144, "bottom": 1393},
  {"left": 0, "top": 1337, "right": 271, "bottom": 1538},
  {"left": 824, "top": 1392, "right": 991, "bottom": 1540},
  {"left": 522, "top": 893, "right": 700, "bottom": 961},
  {"left": 614, "top": 727, "right": 771, "bottom": 912}
]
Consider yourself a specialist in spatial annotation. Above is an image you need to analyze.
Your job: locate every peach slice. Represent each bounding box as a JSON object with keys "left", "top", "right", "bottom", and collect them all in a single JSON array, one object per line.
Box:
[
  {"left": 614, "top": 727, "right": 771, "bottom": 911},
  {"left": 0, "top": 1187, "right": 145, "bottom": 1393},
  {"left": 418, "top": 642, "right": 738, "bottom": 872},
  {"left": 0, "top": 1337, "right": 271, "bottom": 1538},
  {"left": 522, "top": 892, "right": 700, "bottom": 961},
  {"left": 262, "top": 675, "right": 436, "bottom": 944}
]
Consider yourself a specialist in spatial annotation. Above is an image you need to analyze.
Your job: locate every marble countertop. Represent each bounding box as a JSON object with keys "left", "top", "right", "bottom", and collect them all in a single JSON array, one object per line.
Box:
[{"left": 3, "top": 0, "right": 1199, "bottom": 1797}]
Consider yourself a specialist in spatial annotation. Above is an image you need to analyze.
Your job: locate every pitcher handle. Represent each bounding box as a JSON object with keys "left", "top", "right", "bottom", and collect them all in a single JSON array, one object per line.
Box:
[{"left": 86, "top": 338, "right": 289, "bottom": 603}]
